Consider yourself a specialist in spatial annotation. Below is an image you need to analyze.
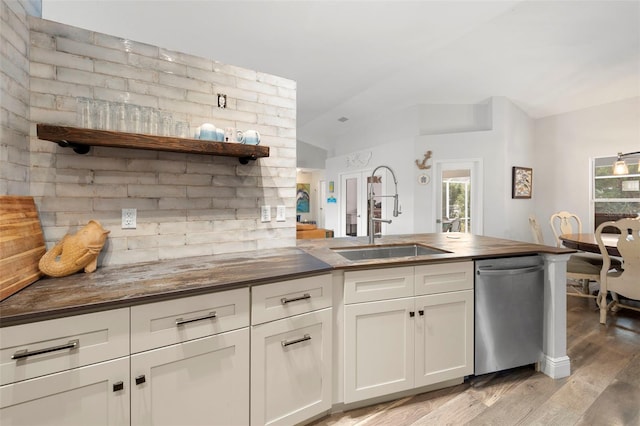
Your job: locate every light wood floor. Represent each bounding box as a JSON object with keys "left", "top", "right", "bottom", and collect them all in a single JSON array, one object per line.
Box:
[{"left": 311, "top": 296, "right": 640, "bottom": 426}]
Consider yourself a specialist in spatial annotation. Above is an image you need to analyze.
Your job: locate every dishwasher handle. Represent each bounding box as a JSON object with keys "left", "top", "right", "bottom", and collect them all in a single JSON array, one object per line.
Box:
[{"left": 476, "top": 265, "right": 543, "bottom": 276}]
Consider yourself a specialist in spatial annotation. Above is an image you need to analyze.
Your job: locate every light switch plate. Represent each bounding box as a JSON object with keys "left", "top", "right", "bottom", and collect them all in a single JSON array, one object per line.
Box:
[
  {"left": 276, "top": 205, "right": 286, "bottom": 222},
  {"left": 261, "top": 205, "right": 271, "bottom": 222},
  {"left": 122, "top": 208, "right": 136, "bottom": 229}
]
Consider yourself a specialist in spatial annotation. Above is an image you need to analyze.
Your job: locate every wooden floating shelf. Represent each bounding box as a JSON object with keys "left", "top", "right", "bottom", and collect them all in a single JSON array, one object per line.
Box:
[{"left": 36, "top": 124, "right": 269, "bottom": 164}]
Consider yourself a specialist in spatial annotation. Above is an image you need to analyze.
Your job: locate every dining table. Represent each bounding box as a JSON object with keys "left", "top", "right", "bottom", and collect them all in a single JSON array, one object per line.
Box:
[{"left": 559, "top": 233, "right": 621, "bottom": 257}]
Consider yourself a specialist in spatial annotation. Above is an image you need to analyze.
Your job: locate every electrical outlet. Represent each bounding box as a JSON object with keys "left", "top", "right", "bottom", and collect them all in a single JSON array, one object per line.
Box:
[
  {"left": 276, "top": 205, "right": 286, "bottom": 222},
  {"left": 261, "top": 205, "right": 271, "bottom": 222},
  {"left": 122, "top": 208, "right": 136, "bottom": 229}
]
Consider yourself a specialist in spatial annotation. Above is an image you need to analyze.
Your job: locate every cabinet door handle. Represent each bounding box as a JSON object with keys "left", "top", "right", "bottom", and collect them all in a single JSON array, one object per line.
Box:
[
  {"left": 135, "top": 375, "right": 146, "bottom": 385},
  {"left": 11, "top": 339, "right": 79, "bottom": 360},
  {"left": 175, "top": 311, "right": 217, "bottom": 326},
  {"left": 409, "top": 311, "right": 415, "bottom": 317},
  {"left": 280, "top": 293, "right": 311, "bottom": 305},
  {"left": 113, "top": 381, "right": 124, "bottom": 392},
  {"left": 419, "top": 310, "right": 424, "bottom": 316},
  {"left": 281, "top": 334, "right": 311, "bottom": 347}
]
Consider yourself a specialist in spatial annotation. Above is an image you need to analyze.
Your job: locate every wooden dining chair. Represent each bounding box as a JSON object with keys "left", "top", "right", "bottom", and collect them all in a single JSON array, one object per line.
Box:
[
  {"left": 549, "top": 211, "right": 585, "bottom": 246},
  {"left": 528, "top": 214, "right": 545, "bottom": 245},
  {"left": 596, "top": 217, "right": 640, "bottom": 324},
  {"left": 547, "top": 211, "right": 613, "bottom": 298}
]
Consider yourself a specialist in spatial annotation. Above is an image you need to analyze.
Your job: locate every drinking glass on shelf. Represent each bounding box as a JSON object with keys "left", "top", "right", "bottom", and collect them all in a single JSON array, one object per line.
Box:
[
  {"left": 110, "top": 102, "right": 126, "bottom": 131},
  {"left": 126, "top": 104, "right": 142, "bottom": 134},
  {"left": 140, "top": 107, "right": 152, "bottom": 134},
  {"left": 76, "top": 97, "right": 92, "bottom": 129},
  {"left": 148, "top": 109, "right": 159, "bottom": 135},
  {"left": 159, "top": 112, "right": 173, "bottom": 136},
  {"left": 174, "top": 121, "right": 190, "bottom": 138},
  {"left": 92, "top": 100, "right": 110, "bottom": 130}
]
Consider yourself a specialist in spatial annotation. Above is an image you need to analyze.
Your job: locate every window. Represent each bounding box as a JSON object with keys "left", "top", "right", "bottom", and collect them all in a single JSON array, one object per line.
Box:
[
  {"left": 593, "top": 156, "right": 640, "bottom": 231},
  {"left": 441, "top": 170, "right": 471, "bottom": 232}
]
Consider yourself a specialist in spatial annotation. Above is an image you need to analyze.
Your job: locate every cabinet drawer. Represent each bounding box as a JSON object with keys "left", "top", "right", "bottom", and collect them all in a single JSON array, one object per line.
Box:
[
  {"left": 0, "top": 308, "right": 129, "bottom": 386},
  {"left": 131, "top": 287, "right": 249, "bottom": 353},
  {"left": 251, "top": 274, "right": 331, "bottom": 325},
  {"left": 344, "top": 266, "right": 414, "bottom": 304},
  {"left": 414, "top": 262, "right": 473, "bottom": 296}
]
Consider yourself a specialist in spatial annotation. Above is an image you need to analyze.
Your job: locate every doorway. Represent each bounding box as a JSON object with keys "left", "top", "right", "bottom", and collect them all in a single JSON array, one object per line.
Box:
[
  {"left": 434, "top": 160, "right": 483, "bottom": 234},
  {"left": 339, "top": 169, "right": 386, "bottom": 237},
  {"left": 341, "top": 172, "right": 365, "bottom": 237}
]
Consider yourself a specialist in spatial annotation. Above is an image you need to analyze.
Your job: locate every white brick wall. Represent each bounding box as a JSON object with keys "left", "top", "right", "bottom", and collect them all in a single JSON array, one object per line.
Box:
[
  {"left": 1, "top": 0, "right": 32, "bottom": 195},
  {"left": 2, "top": 12, "right": 297, "bottom": 266}
]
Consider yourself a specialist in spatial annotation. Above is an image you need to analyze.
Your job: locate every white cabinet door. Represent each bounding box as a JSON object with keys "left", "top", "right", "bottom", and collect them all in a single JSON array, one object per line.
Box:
[
  {"left": 251, "top": 308, "right": 332, "bottom": 426},
  {"left": 344, "top": 297, "right": 414, "bottom": 403},
  {"left": 414, "top": 290, "right": 474, "bottom": 387},
  {"left": 0, "top": 357, "right": 129, "bottom": 426},
  {"left": 130, "top": 328, "right": 249, "bottom": 426}
]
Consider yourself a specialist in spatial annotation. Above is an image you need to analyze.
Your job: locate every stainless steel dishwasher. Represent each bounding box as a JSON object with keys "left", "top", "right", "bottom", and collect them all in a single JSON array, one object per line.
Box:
[{"left": 474, "top": 255, "right": 544, "bottom": 375}]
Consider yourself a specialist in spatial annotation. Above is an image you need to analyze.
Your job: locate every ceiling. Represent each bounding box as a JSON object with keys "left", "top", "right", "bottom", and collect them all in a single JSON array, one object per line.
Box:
[{"left": 42, "top": 1, "right": 640, "bottom": 153}]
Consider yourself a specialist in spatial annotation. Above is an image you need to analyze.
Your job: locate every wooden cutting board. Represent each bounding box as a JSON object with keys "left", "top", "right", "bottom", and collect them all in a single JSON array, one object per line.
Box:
[{"left": 0, "top": 195, "right": 46, "bottom": 301}]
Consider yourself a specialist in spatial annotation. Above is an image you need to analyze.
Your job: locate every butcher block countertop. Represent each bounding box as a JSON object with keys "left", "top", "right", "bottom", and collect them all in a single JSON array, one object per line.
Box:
[{"left": 0, "top": 233, "right": 572, "bottom": 327}]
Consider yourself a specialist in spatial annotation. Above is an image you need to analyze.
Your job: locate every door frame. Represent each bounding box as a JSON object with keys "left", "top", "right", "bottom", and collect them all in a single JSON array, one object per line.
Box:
[
  {"left": 317, "top": 179, "right": 326, "bottom": 229},
  {"left": 433, "top": 159, "right": 483, "bottom": 235},
  {"left": 339, "top": 171, "right": 366, "bottom": 237}
]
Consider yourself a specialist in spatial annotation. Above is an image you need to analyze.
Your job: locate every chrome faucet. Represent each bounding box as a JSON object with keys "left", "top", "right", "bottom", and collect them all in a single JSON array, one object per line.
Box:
[{"left": 368, "top": 165, "right": 401, "bottom": 244}]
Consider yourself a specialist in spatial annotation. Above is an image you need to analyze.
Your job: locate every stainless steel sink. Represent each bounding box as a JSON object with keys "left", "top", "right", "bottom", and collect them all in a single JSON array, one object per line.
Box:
[{"left": 332, "top": 244, "right": 450, "bottom": 261}]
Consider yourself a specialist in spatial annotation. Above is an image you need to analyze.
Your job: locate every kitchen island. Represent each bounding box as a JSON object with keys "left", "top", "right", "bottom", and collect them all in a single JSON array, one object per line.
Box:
[{"left": 0, "top": 233, "right": 573, "bottom": 425}]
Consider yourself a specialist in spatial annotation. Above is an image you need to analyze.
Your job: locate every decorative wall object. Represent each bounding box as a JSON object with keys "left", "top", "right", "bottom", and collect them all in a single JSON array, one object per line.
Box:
[
  {"left": 415, "top": 150, "right": 432, "bottom": 170},
  {"left": 39, "top": 220, "right": 110, "bottom": 278},
  {"left": 329, "top": 181, "right": 334, "bottom": 193},
  {"left": 417, "top": 174, "right": 430, "bottom": 185},
  {"left": 512, "top": 166, "right": 533, "bottom": 199},
  {"left": 297, "top": 183, "right": 311, "bottom": 213},
  {"left": 346, "top": 152, "right": 372, "bottom": 168}
]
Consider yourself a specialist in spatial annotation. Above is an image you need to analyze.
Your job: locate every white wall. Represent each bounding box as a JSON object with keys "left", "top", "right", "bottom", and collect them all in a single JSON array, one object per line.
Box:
[
  {"left": 297, "top": 140, "right": 327, "bottom": 170},
  {"left": 329, "top": 105, "right": 421, "bottom": 157},
  {"left": 533, "top": 96, "right": 640, "bottom": 244},
  {"left": 324, "top": 97, "right": 536, "bottom": 241},
  {"left": 417, "top": 101, "right": 492, "bottom": 135}
]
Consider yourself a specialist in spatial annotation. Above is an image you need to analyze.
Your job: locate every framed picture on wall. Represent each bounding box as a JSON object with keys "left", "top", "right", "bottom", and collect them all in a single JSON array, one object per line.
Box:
[
  {"left": 296, "top": 183, "right": 310, "bottom": 213},
  {"left": 512, "top": 166, "right": 533, "bottom": 199}
]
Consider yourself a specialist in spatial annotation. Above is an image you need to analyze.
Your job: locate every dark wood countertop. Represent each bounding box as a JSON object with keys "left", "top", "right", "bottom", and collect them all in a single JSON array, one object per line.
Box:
[
  {"left": 297, "top": 233, "right": 573, "bottom": 270},
  {"left": 0, "top": 233, "right": 572, "bottom": 327},
  {"left": 0, "top": 248, "right": 332, "bottom": 327}
]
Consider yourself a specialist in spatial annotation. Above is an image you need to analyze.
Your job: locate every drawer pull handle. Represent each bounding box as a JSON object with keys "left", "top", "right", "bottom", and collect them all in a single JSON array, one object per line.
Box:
[
  {"left": 282, "top": 334, "right": 311, "bottom": 347},
  {"left": 11, "top": 339, "right": 79, "bottom": 360},
  {"left": 280, "top": 293, "right": 311, "bottom": 305},
  {"left": 175, "top": 312, "right": 217, "bottom": 326},
  {"left": 113, "top": 381, "right": 124, "bottom": 392},
  {"left": 135, "top": 375, "right": 146, "bottom": 385}
]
